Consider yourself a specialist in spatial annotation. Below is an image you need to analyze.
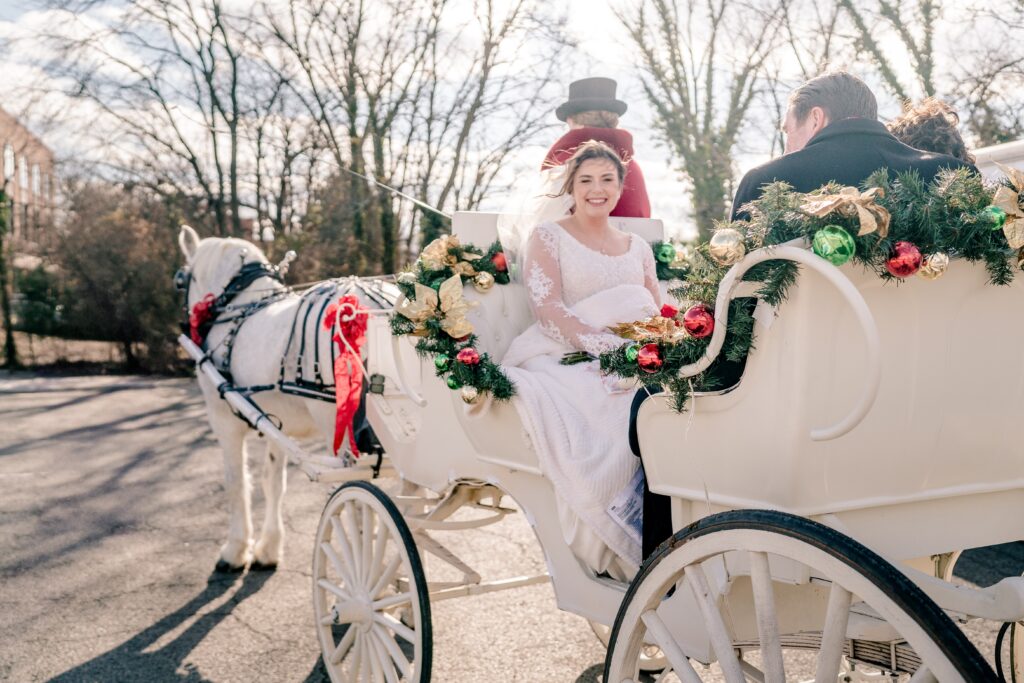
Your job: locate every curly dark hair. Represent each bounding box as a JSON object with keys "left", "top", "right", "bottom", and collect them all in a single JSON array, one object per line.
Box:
[{"left": 888, "top": 98, "right": 976, "bottom": 164}]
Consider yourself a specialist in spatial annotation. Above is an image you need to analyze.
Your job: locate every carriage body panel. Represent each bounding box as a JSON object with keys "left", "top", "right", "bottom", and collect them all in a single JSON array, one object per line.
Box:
[{"left": 638, "top": 258, "right": 1024, "bottom": 558}]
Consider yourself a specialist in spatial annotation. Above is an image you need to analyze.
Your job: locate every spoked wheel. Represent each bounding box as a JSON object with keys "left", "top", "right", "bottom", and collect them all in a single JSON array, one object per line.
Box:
[
  {"left": 313, "top": 481, "right": 431, "bottom": 682},
  {"left": 590, "top": 619, "right": 668, "bottom": 673},
  {"left": 605, "top": 510, "right": 996, "bottom": 683}
]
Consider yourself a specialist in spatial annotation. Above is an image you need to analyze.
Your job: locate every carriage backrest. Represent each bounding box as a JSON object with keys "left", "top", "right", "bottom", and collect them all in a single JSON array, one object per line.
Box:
[{"left": 452, "top": 211, "right": 665, "bottom": 362}]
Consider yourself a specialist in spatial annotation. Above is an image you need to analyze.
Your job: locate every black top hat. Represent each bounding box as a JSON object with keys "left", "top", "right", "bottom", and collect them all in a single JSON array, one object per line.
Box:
[{"left": 555, "top": 77, "right": 628, "bottom": 122}]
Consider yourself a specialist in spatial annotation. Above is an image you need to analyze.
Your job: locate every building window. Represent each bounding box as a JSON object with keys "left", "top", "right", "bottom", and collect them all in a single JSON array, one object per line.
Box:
[
  {"left": 2, "top": 144, "right": 12, "bottom": 181},
  {"left": 31, "top": 164, "right": 40, "bottom": 197},
  {"left": 19, "top": 155, "right": 28, "bottom": 189}
]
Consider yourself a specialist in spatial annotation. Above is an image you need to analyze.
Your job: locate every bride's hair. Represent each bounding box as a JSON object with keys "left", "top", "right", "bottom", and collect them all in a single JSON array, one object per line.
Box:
[{"left": 553, "top": 140, "right": 626, "bottom": 198}]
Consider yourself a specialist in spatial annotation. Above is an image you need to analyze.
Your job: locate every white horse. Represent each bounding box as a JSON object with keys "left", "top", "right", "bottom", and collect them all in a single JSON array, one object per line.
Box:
[{"left": 178, "top": 225, "right": 350, "bottom": 571}]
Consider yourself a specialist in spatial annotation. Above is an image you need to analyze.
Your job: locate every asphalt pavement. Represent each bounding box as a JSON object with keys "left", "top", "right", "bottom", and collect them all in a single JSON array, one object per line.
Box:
[
  {"left": 0, "top": 374, "right": 607, "bottom": 682},
  {"left": 1, "top": 373, "right": 1021, "bottom": 682}
]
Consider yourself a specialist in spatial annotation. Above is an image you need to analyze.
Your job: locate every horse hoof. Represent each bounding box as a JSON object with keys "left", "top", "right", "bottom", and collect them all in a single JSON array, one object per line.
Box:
[
  {"left": 249, "top": 560, "right": 278, "bottom": 572},
  {"left": 214, "top": 559, "right": 246, "bottom": 574}
]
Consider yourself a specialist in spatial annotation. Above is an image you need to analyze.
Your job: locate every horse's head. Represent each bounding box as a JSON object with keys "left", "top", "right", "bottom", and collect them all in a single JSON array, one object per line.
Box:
[{"left": 177, "top": 225, "right": 272, "bottom": 308}]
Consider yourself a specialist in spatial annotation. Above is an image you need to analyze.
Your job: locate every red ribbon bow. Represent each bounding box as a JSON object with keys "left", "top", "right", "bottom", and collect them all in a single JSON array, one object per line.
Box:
[
  {"left": 324, "top": 295, "right": 368, "bottom": 457},
  {"left": 190, "top": 294, "right": 217, "bottom": 345}
]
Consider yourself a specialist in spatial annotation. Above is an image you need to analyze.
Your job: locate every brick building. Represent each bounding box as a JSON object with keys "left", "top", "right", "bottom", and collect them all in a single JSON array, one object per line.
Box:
[{"left": 0, "top": 106, "right": 55, "bottom": 250}]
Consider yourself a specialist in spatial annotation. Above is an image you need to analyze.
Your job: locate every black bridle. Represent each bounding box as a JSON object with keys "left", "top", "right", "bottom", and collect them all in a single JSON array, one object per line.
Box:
[{"left": 175, "top": 259, "right": 285, "bottom": 345}]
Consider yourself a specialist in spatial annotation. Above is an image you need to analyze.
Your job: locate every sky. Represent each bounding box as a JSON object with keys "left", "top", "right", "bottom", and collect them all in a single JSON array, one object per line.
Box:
[
  {"left": 0, "top": 0, "right": 1015, "bottom": 241},
  {"left": 0, "top": 0, "right": 720, "bottom": 237},
  {"left": 0, "top": 2, "right": 31, "bottom": 22}
]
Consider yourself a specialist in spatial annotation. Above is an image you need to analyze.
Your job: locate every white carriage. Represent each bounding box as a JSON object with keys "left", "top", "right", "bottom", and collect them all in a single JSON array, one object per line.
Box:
[{"left": 182, "top": 211, "right": 1024, "bottom": 682}]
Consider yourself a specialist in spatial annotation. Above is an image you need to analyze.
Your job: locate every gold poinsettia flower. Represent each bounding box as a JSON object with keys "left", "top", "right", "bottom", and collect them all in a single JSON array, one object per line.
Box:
[
  {"left": 451, "top": 261, "right": 477, "bottom": 277},
  {"left": 437, "top": 273, "right": 477, "bottom": 338},
  {"left": 801, "top": 186, "right": 890, "bottom": 238},
  {"left": 396, "top": 282, "right": 440, "bottom": 336},
  {"left": 994, "top": 163, "right": 1024, "bottom": 249},
  {"left": 396, "top": 274, "right": 477, "bottom": 338},
  {"left": 420, "top": 235, "right": 462, "bottom": 271},
  {"left": 609, "top": 315, "right": 688, "bottom": 343}
]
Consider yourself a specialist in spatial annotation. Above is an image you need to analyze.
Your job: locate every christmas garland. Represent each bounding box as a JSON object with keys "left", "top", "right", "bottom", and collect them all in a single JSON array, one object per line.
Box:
[
  {"left": 390, "top": 234, "right": 516, "bottom": 403},
  {"left": 601, "top": 166, "right": 1023, "bottom": 411}
]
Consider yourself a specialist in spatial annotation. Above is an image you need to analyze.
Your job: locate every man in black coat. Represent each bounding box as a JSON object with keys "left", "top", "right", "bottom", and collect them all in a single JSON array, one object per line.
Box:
[
  {"left": 634, "top": 71, "right": 976, "bottom": 561},
  {"left": 731, "top": 71, "right": 975, "bottom": 219}
]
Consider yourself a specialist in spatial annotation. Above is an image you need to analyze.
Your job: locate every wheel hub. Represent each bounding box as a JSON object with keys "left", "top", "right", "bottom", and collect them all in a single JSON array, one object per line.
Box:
[{"left": 334, "top": 593, "right": 375, "bottom": 632}]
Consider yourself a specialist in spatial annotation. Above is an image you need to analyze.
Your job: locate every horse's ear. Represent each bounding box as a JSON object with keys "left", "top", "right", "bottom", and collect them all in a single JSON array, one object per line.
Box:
[{"left": 179, "top": 225, "right": 200, "bottom": 262}]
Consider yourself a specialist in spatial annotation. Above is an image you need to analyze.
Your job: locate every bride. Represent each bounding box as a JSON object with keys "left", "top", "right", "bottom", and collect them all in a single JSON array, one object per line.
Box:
[{"left": 500, "top": 141, "right": 661, "bottom": 575}]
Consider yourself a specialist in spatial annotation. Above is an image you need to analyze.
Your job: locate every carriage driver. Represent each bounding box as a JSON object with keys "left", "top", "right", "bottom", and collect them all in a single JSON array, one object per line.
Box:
[
  {"left": 633, "top": 71, "right": 978, "bottom": 561},
  {"left": 543, "top": 77, "right": 652, "bottom": 218}
]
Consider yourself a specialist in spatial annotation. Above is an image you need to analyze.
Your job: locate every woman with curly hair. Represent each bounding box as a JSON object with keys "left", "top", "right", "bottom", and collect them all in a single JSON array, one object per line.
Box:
[{"left": 888, "top": 97, "right": 976, "bottom": 165}]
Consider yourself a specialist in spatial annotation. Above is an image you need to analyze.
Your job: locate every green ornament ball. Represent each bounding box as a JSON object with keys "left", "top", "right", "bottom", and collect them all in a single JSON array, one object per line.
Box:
[
  {"left": 984, "top": 205, "right": 1007, "bottom": 230},
  {"left": 656, "top": 243, "right": 676, "bottom": 264},
  {"left": 434, "top": 355, "right": 449, "bottom": 371},
  {"left": 446, "top": 376, "right": 461, "bottom": 390},
  {"left": 624, "top": 344, "right": 640, "bottom": 362},
  {"left": 812, "top": 225, "right": 856, "bottom": 266}
]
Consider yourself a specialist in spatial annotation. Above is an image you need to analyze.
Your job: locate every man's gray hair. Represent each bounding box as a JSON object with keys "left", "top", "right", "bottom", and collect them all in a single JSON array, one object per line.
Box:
[{"left": 789, "top": 71, "right": 878, "bottom": 123}]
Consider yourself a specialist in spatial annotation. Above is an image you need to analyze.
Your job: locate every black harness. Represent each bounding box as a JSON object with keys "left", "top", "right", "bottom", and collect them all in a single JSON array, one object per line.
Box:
[
  {"left": 177, "top": 260, "right": 285, "bottom": 343},
  {"left": 174, "top": 258, "right": 392, "bottom": 464}
]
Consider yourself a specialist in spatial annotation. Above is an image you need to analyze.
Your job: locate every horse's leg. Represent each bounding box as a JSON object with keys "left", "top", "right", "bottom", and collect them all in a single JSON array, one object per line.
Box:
[
  {"left": 208, "top": 411, "right": 254, "bottom": 571},
  {"left": 253, "top": 438, "right": 287, "bottom": 570}
]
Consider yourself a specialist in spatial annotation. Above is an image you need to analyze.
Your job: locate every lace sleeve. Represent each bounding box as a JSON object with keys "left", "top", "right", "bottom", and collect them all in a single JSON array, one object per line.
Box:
[
  {"left": 640, "top": 239, "right": 662, "bottom": 308},
  {"left": 524, "top": 224, "right": 625, "bottom": 355}
]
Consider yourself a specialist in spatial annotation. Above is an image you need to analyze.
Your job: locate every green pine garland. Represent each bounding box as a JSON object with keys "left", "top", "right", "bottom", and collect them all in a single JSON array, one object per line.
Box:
[
  {"left": 602, "top": 168, "right": 1015, "bottom": 411},
  {"left": 390, "top": 236, "right": 515, "bottom": 400}
]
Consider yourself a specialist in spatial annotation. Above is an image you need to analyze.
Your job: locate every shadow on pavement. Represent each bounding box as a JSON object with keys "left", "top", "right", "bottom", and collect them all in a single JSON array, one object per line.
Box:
[
  {"left": 49, "top": 569, "right": 273, "bottom": 682},
  {"left": 955, "top": 542, "right": 1024, "bottom": 587}
]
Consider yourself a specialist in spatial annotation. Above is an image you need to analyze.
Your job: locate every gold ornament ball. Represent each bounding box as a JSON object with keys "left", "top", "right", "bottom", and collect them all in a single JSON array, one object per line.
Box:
[
  {"left": 917, "top": 252, "right": 950, "bottom": 280},
  {"left": 460, "top": 386, "right": 480, "bottom": 404},
  {"left": 708, "top": 229, "right": 746, "bottom": 266},
  {"left": 473, "top": 271, "right": 495, "bottom": 292}
]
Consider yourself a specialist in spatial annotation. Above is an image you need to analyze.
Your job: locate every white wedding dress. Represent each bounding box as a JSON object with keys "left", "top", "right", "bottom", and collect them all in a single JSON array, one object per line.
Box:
[{"left": 501, "top": 221, "right": 661, "bottom": 572}]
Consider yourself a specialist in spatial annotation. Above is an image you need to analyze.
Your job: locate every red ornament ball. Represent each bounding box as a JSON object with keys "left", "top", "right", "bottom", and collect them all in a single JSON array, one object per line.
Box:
[
  {"left": 886, "top": 241, "right": 923, "bottom": 278},
  {"left": 491, "top": 252, "right": 508, "bottom": 273},
  {"left": 682, "top": 304, "right": 714, "bottom": 338},
  {"left": 637, "top": 343, "right": 663, "bottom": 374},
  {"left": 456, "top": 347, "right": 481, "bottom": 365},
  {"left": 660, "top": 303, "right": 679, "bottom": 319}
]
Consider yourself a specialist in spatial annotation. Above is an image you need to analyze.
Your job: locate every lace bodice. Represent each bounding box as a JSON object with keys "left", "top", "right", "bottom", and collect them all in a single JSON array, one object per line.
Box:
[{"left": 524, "top": 221, "right": 661, "bottom": 355}]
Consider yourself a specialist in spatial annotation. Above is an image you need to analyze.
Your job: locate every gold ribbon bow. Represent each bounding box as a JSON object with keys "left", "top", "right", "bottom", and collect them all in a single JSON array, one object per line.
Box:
[
  {"left": 994, "top": 163, "right": 1024, "bottom": 249},
  {"left": 420, "top": 234, "right": 483, "bottom": 273},
  {"left": 608, "top": 316, "right": 688, "bottom": 343},
  {"left": 396, "top": 274, "right": 478, "bottom": 339},
  {"left": 801, "top": 186, "right": 890, "bottom": 238}
]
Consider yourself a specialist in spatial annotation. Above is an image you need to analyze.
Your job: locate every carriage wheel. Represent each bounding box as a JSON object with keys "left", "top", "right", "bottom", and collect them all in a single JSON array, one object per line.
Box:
[
  {"left": 313, "top": 481, "right": 432, "bottom": 682},
  {"left": 589, "top": 619, "right": 668, "bottom": 673},
  {"left": 604, "top": 510, "right": 995, "bottom": 683},
  {"left": 1012, "top": 621, "right": 1024, "bottom": 681}
]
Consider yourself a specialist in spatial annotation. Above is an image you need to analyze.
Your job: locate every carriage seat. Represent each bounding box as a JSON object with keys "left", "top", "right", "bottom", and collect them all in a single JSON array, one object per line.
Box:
[{"left": 452, "top": 212, "right": 665, "bottom": 474}]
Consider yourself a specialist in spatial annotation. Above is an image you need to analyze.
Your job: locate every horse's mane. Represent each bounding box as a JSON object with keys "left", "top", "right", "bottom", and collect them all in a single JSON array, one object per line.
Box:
[{"left": 191, "top": 237, "right": 271, "bottom": 298}]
